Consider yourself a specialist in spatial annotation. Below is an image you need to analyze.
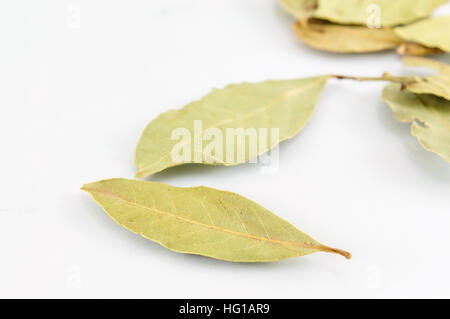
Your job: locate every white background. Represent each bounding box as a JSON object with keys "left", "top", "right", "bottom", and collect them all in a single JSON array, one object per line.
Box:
[{"left": 1, "top": 0, "right": 450, "bottom": 298}]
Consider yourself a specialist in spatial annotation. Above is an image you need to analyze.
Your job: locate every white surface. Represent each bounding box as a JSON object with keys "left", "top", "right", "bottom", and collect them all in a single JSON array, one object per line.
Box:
[{"left": 1, "top": 0, "right": 450, "bottom": 299}]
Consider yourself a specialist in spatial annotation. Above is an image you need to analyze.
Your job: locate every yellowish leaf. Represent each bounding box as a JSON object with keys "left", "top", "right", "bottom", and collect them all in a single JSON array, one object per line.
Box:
[
  {"left": 402, "top": 57, "right": 450, "bottom": 101},
  {"left": 382, "top": 83, "right": 450, "bottom": 162},
  {"left": 82, "top": 178, "right": 351, "bottom": 262},
  {"left": 314, "top": 0, "right": 446, "bottom": 27},
  {"left": 395, "top": 16, "right": 450, "bottom": 53},
  {"left": 279, "top": 0, "right": 447, "bottom": 27},
  {"left": 293, "top": 20, "right": 402, "bottom": 53}
]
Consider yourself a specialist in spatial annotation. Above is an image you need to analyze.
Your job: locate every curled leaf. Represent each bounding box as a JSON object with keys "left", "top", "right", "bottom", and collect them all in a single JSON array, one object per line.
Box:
[
  {"left": 135, "top": 76, "right": 329, "bottom": 178},
  {"left": 293, "top": 20, "right": 402, "bottom": 53},
  {"left": 395, "top": 16, "right": 450, "bottom": 53},
  {"left": 402, "top": 57, "right": 450, "bottom": 101},
  {"left": 82, "top": 178, "right": 351, "bottom": 262},
  {"left": 382, "top": 83, "right": 450, "bottom": 162}
]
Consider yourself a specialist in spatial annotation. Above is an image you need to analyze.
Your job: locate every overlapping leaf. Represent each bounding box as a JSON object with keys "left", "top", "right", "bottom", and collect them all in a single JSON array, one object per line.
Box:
[
  {"left": 382, "top": 83, "right": 450, "bottom": 162},
  {"left": 293, "top": 20, "right": 402, "bottom": 53},
  {"left": 402, "top": 57, "right": 450, "bottom": 101},
  {"left": 395, "top": 16, "right": 450, "bottom": 53},
  {"left": 280, "top": 1, "right": 448, "bottom": 55},
  {"left": 82, "top": 178, "right": 351, "bottom": 262},
  {"left": 135, "top": 76, "right": 329, "bottom": 178}
]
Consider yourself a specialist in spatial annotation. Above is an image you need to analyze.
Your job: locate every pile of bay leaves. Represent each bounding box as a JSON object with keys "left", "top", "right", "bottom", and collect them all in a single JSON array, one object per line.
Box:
[
  {"left": 279, "top": 0, "right": 450, "bottom": 55},
  {"left": 83, "top": 2, "right": 450, "bottom": 265}
]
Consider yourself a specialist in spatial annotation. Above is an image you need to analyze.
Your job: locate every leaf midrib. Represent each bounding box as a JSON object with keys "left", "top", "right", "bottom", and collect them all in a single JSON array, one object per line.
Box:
[{"left": 85, "top": 186, "right": 350, "bottom": 258}]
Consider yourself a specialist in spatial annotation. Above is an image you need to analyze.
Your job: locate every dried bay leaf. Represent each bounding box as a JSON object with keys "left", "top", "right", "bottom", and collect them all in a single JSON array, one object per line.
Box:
[
  {"left": 382, "top": 83, "right": 450, "bottom": 162},
  {"left": 82, "top": 178, "right": 351, "bottom": 262},
  {"left": 395, "top": 16, "right": 450, "bottom": 53},
  {"left": 293, "top": 20, "right": 402, "bottom": 53},
  {"left": 135, "top": 76, "right": 329, "bottom": 178},
  {"left": 279, "top": 0, "right": 446, "bottom": 27},
  {"left": 314, "top": 0, "right": 447, "bottom": 27},
  {"left": 402, "top": 57, "right": 450, "bottom": 101}
]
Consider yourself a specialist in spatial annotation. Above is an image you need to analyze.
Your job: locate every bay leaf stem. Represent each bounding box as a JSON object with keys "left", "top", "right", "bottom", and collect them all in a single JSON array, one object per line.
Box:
[{"left": 329, "top": 73, "right": 413, "bottom": 85}]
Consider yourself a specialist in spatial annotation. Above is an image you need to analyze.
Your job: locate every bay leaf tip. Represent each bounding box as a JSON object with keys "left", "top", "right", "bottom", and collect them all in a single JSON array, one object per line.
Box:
[{"left": 81, "top": 181, "right": 102, "bottom": 192}]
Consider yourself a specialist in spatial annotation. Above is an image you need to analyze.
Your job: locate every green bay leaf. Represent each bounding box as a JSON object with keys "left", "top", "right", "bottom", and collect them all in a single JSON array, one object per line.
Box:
[
  {"left": 135, "top": 76, "right": 329, "bottom": 178},
  {"left": 293, "top": 20, "right": 402, "bottom": 53},
  {"left": 395, "top": 16, "right": 450, "bottom": 53},
  {"left": 382, "top": 83, "right": 450, "bottom": 162},
  {"left": 82, "top": 178, "right": 351, "bottom": 262},
  {"left": 402, "top": 57, "right": 450, "bottom": 101}
]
